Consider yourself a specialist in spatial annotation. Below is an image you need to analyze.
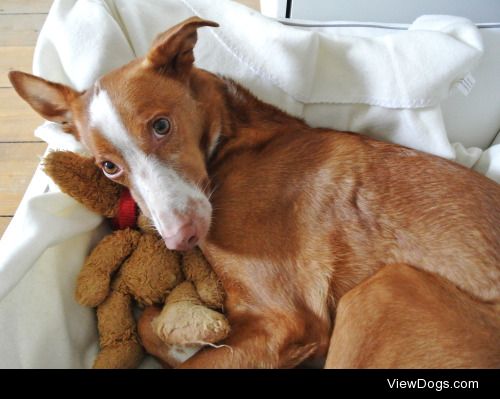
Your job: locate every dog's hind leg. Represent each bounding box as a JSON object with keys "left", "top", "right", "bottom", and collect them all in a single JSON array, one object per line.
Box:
[{"left": 325, "top": 263, "right": 500, "bottom": 368}]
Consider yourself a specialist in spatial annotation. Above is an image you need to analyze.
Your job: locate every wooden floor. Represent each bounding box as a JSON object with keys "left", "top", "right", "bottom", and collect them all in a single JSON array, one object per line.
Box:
[
  {"left": 0, "top": 0, "right": 260, "bottom": 239},
  {"left": 0, "top": 0, "right": 52, "bottom": 238}
]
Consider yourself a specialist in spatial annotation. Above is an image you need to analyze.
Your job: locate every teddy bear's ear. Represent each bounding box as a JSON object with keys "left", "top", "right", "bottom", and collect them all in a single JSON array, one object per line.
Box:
[{"left": 43, "top": 151, "right": 122, "bottom": 217}]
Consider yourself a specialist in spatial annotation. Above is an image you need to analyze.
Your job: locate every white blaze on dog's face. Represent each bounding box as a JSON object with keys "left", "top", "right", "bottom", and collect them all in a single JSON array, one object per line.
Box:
[
  {"left": 8, "top": 17, "right": 220, "bottom": 251},
  {"left": 85, "top": 79, "right": 211, "bottom": 251}
]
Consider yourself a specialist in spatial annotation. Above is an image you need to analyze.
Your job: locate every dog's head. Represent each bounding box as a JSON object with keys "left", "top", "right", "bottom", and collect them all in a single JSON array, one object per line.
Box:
[{"left": 9, "top": 17, "right": 221, "bottom": 251}]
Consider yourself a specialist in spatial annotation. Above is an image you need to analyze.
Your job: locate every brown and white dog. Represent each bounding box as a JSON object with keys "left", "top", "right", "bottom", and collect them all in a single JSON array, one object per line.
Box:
[{"left": 9, "top": 17, "right": 500, "bottom": 368}]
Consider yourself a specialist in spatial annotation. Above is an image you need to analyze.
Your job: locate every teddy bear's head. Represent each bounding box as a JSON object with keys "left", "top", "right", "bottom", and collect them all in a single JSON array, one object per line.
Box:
[{"left": 43, "top": 150, "right": 157, "bottom": 234}]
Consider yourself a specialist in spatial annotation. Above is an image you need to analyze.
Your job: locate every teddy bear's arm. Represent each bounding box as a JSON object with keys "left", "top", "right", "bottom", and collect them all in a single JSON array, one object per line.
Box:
[
  {"left": 75, "top": 228, "right": 141, "bottom": 307},
  {"left": 182, "top": 248, "right": 225, "bottom": 309}
]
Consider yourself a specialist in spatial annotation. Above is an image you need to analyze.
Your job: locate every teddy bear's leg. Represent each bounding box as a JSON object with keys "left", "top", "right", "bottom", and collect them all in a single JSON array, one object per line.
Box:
[
  {"left": 151, "top": 281, "right": 230, "bottom": 346},
  {"left": 182, "top": 248, "right": 225, "bottom": 309},
  {"left": 93, "top": 288, "right": 144, "bottom": 369},
  {"left": 76, "top": 228, "right": 141, "bottom": 307}
]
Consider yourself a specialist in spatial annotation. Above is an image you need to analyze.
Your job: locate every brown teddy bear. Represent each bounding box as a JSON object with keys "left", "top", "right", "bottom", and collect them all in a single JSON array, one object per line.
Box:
[{"left": 42, "top": 150, "right": 230, "bottom": 368}]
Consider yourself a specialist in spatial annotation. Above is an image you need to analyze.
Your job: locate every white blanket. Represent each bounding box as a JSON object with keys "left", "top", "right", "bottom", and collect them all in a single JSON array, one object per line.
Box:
[{"left": 1, "top": 0, "right": 499, "bottom": 368}]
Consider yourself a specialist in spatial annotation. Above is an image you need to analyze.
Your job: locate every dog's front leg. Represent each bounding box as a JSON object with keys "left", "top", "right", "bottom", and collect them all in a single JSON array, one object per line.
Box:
[
  {"left": 178, "top": 326, "right": 275, "bottom": 369},
  {"left": 179, "top": 319, "right": 317, "bottom": 369},
  {"left": 139, "top": 308, "right": 316, "bottom": 368}
]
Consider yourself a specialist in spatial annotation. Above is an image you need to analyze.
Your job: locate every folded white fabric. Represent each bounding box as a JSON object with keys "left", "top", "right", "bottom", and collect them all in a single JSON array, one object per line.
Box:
[
  {"left": 31, "top": 0, "right": 500, "bottom": 173},
  {"left": 0, "top": 0, "right": 498, "bottom": 368}
]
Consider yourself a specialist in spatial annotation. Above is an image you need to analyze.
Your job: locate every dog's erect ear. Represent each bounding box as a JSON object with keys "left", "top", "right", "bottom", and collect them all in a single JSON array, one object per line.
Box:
[
  {"left": 144, "top": 16, "right": 219, "bottom": 79},
  {"left": 8, "top": 71, "right": 79, "bottom": 130}
]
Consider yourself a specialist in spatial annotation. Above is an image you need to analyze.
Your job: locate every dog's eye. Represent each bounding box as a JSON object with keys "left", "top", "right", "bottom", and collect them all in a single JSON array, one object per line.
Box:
[
  {"left": 102, "top": 161, "right": 121, "bottom": 177},
  {"left": 152, "top": 117, "right": 171, "bottom": 136}
]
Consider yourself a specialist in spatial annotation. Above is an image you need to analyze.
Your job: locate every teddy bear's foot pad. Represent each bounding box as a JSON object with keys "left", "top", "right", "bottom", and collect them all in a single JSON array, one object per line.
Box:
[{"left": 153, "top": 302, "right": 230, "bottom": 346}]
